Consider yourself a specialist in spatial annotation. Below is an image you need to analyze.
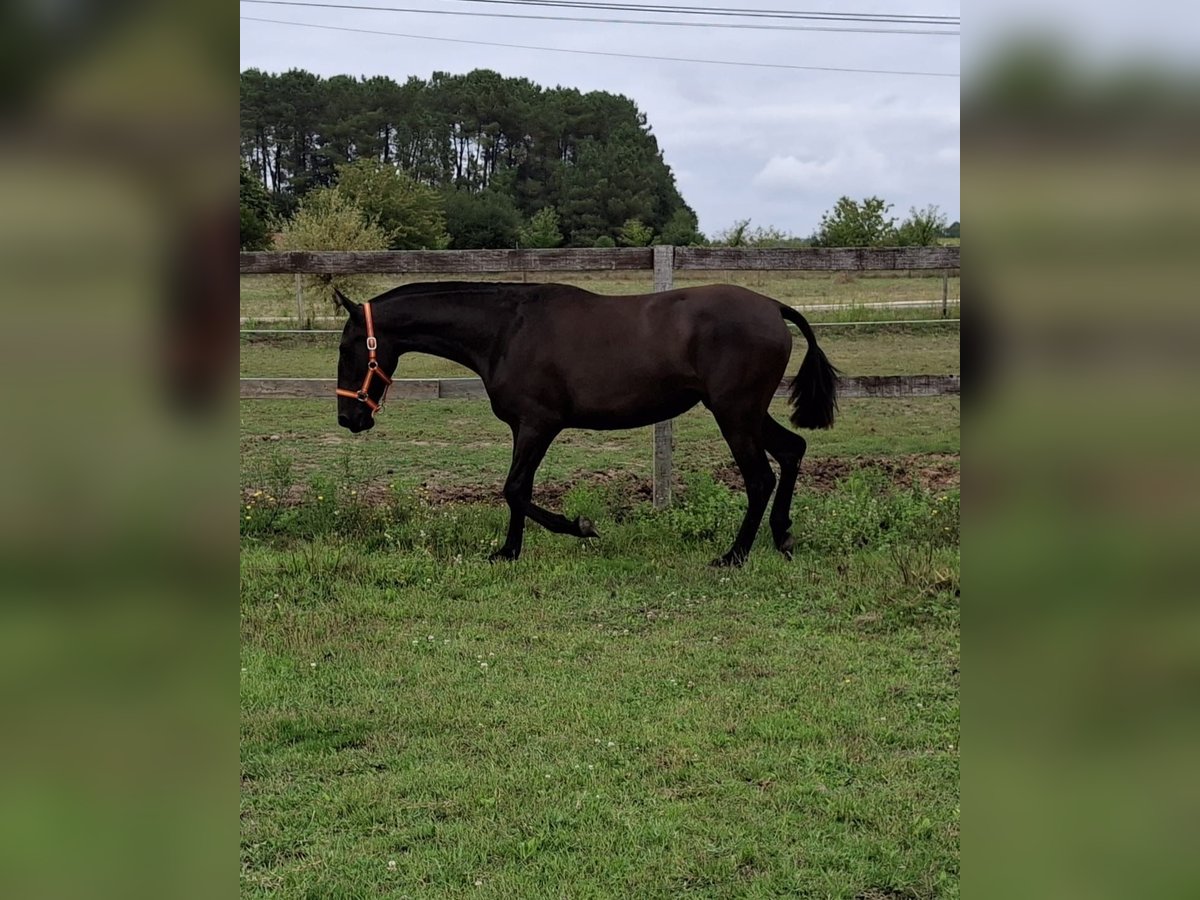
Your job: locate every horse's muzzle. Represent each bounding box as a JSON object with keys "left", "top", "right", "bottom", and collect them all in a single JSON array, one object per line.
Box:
[{"left": 338, "top": 414, "right": 374, "bottom": 434}]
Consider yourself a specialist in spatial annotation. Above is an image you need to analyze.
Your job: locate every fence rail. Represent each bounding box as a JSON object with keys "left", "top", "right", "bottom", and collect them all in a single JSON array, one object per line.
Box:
[
  {"left": 240, "top": 246, "right": 959, "bottom": 275},
  {"left": 239, "top": 246, "right": 960, "bottom": 507},
  {"left": 239, "top": 298, "right": 961, "bottom": 327}
]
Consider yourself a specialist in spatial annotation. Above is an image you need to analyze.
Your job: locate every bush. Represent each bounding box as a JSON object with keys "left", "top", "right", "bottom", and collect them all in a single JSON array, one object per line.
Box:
[
  {"left": 710, "top": 219, "right": 808, "bottom": 248},
  {"left": 593, "top": 235, "right": 616, "bottom": 248},
  {"left": 896, "top": 204, "right": 948, "bottom": 247},
  {"left": 661, "top": 474, "right": 745, "bottom": 542},
  {"left": 276, "top": 188, "right": 390, "bottom": 310},
  {"left": 812, "top": 196, "right": 898, "bottom": 247},
  {"left": 334, "top": 159, "right": 450, "bottom": 250},
  {"left": 443, "top": 190, "right": 523, "bottom": 249},
  {"left": 791, "top": 471, "right": 959, "bottom": 556},
  {"left": 656, "top": 208, "right": 706, "bottom": 246},
  {"left": 617, "top": 218, "right": 654, "bottom": 247}
]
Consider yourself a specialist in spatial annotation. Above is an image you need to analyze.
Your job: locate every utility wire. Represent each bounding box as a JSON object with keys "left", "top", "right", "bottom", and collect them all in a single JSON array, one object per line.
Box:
[
  {"left": 241, "top": 15, "right": 961, "bottom": 76},
  {"left": 423, "top": 0, "right": 959, "bottom": 26},
  {"left": 240, "top": 0, "right": 960, "bottom": 35}
]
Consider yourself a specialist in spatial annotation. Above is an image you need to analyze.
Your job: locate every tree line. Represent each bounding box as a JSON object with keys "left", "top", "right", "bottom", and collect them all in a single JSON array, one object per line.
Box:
[
  {"left": 240, "top": 68, "right": 957, "bottom": 252},
  {"left": 240, "top": 67, "right": 703, "bottom": 250}
]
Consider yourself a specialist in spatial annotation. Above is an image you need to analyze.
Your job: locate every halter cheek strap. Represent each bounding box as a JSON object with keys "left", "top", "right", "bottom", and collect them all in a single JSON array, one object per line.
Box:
[{"left": 335, "top": 302, "right": 392, "bottom": 414}]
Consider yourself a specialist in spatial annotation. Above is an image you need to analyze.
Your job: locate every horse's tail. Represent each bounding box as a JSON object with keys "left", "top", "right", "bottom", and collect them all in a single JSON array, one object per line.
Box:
[{"left": 779, "top": 305, "right": 840, "bottom": 430}]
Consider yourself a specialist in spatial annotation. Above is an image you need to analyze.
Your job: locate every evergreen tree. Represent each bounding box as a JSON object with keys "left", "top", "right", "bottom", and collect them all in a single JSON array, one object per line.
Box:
[
  {"left": 240, "top": 163, "right": 273, "bottom": 250},
  {"left": 519, "top": 207, "right": 563, "bottom": 249},
  {"left": 240, "top": 68, "right": 697, "bottom": 248},
  {"left": 443, "top": 190, "right": 523, "bottom": 249},
  {"left": 617, "top": 218, "right": 654, "bottom": 247}
]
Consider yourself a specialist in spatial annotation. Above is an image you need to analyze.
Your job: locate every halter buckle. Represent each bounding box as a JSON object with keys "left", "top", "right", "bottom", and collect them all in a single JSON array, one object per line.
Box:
[{"left": 366, "top": 336, "right": 377, "bottom": 352}]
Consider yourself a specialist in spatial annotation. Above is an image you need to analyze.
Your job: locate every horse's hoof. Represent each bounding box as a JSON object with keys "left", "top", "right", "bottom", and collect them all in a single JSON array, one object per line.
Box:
[
  {"left": 488, "top": 547, "right": 519, "bottom": 563},
  {"left": 709, "top": 552, "right": 746, "bottom": 568},
  {"left": 577, "top": 516, "right": 600, "bottom": 539},
  {"left": 776, "top": 534, "right": 795, "bottom": 560}
]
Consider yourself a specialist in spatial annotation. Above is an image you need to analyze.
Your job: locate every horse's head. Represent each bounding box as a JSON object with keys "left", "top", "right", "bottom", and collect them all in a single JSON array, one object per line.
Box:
[{"left": 334, "top": 288, "right": 396, "bottom": 433}]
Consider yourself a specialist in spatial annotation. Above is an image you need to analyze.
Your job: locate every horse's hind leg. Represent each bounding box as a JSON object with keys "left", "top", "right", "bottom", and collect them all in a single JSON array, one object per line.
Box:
[
  {"left": 711, "top": 414, "right": 776, "bottom": 567},
  {"left": 763, "top": 415, "right": 808, "bottom": 559}
]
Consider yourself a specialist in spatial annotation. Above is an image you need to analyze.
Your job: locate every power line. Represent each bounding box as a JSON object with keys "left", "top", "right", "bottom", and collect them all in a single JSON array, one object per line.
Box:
[
  {"left": 241, "top": 15, "right": 961, "bottom": 76},
  {"left": 240, "top": 1, "right": 960, "bottom": 35},
  {"left": 424, "top": 0, "right": 959, "bottom": 26}
]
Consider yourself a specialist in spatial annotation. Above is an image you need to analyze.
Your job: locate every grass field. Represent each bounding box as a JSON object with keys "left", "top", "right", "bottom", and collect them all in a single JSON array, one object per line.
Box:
[
  {"left": 240, "top": 274, "right": 960, "bottom": 898},
  {"left": 241, "top": 327, "right": 960, "bottom": 382},
  {"left": 241, "top": 473, "right": 959, "bottom": 898}
]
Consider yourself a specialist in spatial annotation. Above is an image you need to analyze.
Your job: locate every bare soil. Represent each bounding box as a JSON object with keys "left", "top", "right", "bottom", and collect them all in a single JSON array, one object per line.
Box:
[{"left": 243, "top": 454, "right": 959, "bottom": 508}]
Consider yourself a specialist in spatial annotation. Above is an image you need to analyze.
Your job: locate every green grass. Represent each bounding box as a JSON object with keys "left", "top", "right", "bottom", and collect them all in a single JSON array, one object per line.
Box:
[
  {"left": 241, "top": 272, "right": 960, "bottom": 323},
  {"left": 240, "top": 396, "right": 959, "bottom": 497},
  {"left": 241, "top": 474, "right": 959, "bottom": 898}
]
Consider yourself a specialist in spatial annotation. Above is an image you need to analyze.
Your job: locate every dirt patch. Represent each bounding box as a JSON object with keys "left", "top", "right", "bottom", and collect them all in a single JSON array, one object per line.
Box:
[
  {"left": 713, "top": 454, "right": 959, "bottom": 495},
  {"left": 242, "top": 454, "right": 958, "bottom": 508}
]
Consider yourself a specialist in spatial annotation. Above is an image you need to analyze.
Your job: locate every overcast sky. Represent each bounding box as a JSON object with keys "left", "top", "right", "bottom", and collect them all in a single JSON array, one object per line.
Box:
[{"left": 239, "top": 1, "right": 960, "bottom": 238}]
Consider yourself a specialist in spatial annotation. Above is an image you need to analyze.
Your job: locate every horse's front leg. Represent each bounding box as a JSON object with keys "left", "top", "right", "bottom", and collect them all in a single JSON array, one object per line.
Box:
[{"left": 489, "top": 424, "right": 557, "bottom": 562}]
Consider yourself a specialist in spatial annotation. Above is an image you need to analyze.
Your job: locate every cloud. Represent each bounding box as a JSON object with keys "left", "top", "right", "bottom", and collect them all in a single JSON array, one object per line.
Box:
[
  {"left": 936, "top": 145, "right": 960, "bottom": 163},
  {"left": 752, "top": 142, "right": 888, "bottom": 192},
  {"left": 752, "top": 155, "right": 840, "bottom": 189}
]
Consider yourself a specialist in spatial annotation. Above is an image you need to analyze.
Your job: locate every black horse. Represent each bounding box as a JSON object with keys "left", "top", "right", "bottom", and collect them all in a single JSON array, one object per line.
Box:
[{"left": 334, "top": 281, "right": 838, "bottom": 566}]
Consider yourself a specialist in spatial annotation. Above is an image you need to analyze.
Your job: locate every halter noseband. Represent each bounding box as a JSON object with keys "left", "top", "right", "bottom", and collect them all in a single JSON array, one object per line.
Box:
[{"left": 335, "top": 302, "right": 392, "bottom": 414}]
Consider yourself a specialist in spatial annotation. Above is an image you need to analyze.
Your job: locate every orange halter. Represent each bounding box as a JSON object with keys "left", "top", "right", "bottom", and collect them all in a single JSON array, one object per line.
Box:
[{"left": 334, "top": 302, "right": 392, "bottom": 414}]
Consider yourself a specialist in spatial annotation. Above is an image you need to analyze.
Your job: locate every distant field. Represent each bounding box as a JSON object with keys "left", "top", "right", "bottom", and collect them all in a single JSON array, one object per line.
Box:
[{"left": 240, "top": 271, "right": 960, "bottom": 323}]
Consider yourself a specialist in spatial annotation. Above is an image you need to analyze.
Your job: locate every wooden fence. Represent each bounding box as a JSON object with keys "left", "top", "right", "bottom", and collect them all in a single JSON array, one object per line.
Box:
[{"left": 240, "top": 246, "right": 960, "bottom": 507}]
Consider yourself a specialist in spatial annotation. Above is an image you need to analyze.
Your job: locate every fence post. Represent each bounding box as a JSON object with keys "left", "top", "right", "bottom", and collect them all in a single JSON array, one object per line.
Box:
[
  {"left": 295, "top": 273, "right": 304, "bottom": 323},
  {"left": 652, "top": 245, "right": 675, "bottom": 509},
  {"left": 942, "top": 270, "right": 949, "bottom": 318}
]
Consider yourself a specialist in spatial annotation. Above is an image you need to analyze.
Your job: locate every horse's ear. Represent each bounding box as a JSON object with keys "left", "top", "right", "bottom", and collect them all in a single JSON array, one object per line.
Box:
[{"left": 334, "top": 288, "right": 362, "bottom": 321}]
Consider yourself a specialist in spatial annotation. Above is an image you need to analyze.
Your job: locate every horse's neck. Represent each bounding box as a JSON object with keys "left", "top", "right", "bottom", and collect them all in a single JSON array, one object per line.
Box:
[{"left": 380, "top": 289, "right": 513, "bottom": 379}]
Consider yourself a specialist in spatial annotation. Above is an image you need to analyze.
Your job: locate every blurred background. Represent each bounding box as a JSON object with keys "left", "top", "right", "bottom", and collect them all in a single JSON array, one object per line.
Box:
[
  {"left": 0, "top": 2, "right": 233, "bottom": 897},
  {"left": 0, "top": 0, "right": 1197, "bottom": 896},
  {"left": 964, "top": 1, "right": 1200, "bottom": 897}
]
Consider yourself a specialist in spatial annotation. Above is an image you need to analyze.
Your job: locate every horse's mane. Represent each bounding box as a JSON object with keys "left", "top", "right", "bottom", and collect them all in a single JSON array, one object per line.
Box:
[{"left": 370, "top": 281, "right": 535, "bottom": 304}]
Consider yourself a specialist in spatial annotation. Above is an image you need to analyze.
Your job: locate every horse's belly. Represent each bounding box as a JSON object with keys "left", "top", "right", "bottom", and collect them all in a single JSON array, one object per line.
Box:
[{"left": 565, "top": 389, "right": 702, "bottom": 431}]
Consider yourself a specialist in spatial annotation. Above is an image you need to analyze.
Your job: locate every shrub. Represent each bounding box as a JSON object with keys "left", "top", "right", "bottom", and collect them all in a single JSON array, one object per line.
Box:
[
  {"left": 661, "top": 474, "right": 745, "bottom": 542},
  {"left": 275, "top": 188, "right": 389, "bottom": 311},
  {"left": 519, "top": 207, "right": 564, "bottom": 249},
  {"left": 617, "top": 218, "right": 654, "bottom": 247},
  {"left": 334, "top": 159, "right": 450, "bottom": 250},
  {"left": 443, "top": 190, "right": 523, "bottom": 249}
]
